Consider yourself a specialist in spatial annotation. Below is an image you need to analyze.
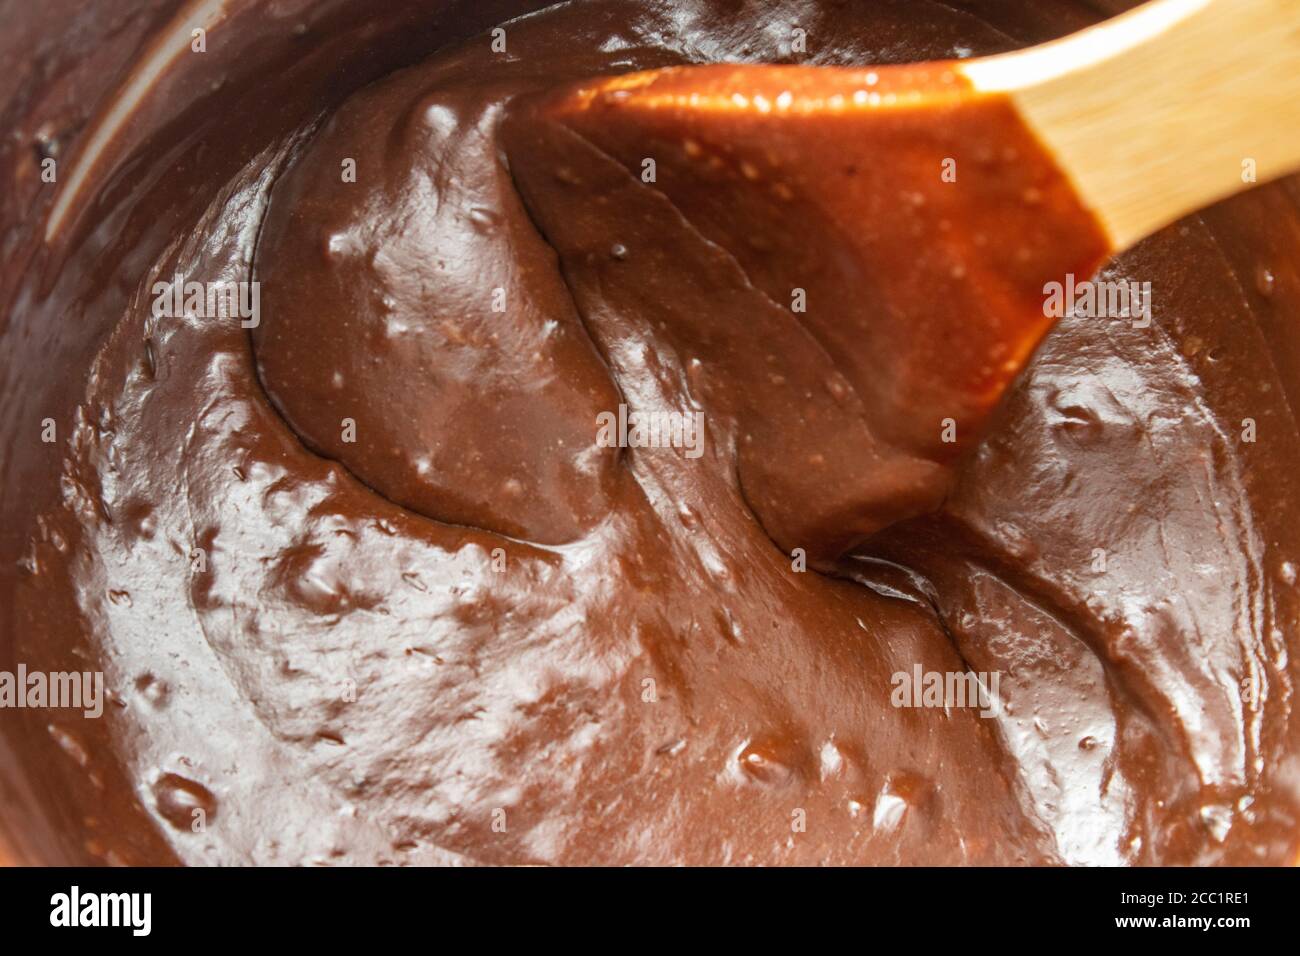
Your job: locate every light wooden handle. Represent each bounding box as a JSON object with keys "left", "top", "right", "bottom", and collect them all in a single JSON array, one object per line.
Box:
[{"left": 962, "top": 0, "right": 1300, "bottom": 251}]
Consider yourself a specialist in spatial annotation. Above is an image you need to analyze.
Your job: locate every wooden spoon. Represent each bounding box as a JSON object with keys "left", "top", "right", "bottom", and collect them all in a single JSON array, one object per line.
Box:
[
  {"left": 963, "top": 0, "right": 1300, "bottom": 251},
  {"left": 523, "top": 0, "right": 1300, "bottom": 495}
]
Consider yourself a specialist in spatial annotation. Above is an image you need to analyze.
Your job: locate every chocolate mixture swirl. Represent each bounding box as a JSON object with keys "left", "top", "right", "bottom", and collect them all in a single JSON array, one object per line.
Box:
[{"left": 2, "top": 0, "right": 1299, "bottom": 865}]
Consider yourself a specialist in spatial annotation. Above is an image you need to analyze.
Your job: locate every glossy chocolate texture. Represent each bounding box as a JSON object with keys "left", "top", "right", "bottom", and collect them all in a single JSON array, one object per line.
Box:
[{"left": 1, "top": 0, "right": 1298, "bottom": 865}]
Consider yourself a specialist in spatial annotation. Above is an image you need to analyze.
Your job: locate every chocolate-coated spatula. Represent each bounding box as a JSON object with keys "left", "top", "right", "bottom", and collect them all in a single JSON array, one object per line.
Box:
[{"left": 529, "top": 0, "right": 1300, "bottom": 487}]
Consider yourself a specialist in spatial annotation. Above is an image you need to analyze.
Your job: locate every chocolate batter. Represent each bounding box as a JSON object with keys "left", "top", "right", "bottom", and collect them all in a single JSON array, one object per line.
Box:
[{"left": 2, "top": 0, "right": 1299, "bottom": 866}]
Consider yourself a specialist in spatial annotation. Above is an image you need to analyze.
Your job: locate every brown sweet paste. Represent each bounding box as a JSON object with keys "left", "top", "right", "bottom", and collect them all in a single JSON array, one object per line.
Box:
[{"left": 1, "top": 0, "right": 1298, "bottom": 866}]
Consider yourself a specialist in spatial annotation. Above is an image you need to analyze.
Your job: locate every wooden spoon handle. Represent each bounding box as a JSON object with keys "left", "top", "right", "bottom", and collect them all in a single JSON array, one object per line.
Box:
[{"left": 962, "top": 0, "right": 1300, "bottom": 251}]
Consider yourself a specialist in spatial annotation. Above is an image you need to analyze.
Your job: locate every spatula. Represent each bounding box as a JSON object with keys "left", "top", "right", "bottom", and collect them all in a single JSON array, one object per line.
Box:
[{"left": 528, "top": 0, "right": 1300, "bottom": 489}]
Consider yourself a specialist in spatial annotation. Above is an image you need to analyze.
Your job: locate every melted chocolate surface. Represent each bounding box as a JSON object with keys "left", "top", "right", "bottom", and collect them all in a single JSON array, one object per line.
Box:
[{"left": 2, "top": 0, "right": 1299, "bottom": 866}]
